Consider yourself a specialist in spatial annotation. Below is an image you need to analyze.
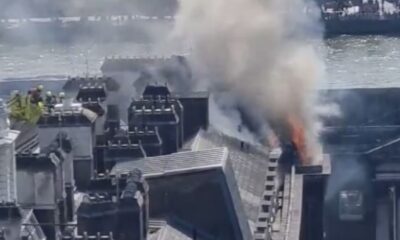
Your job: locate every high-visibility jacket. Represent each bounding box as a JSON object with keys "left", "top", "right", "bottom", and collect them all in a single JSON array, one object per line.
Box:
[{"left": 8, "top": 94, "right": 43, "bottom": 124}]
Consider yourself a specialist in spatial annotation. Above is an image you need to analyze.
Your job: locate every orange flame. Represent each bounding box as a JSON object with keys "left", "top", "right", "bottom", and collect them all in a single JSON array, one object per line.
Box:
[{"left": 287, "top": 115, "right": 309, "bottom": 165}]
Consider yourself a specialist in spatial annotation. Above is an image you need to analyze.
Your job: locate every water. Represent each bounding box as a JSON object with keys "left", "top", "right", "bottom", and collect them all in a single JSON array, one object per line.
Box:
[
  {"left": 0, "top": 35, "right": 400, "bottom": 89},
  {"left": 0, "top": 42, "right": 178, "bottom": 79},
  {"left": 325, "top": 35, "right": 400, "bottom": 88}
]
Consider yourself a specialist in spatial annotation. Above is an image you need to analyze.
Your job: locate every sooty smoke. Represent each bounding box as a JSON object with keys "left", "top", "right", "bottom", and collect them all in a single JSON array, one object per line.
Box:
[{"left": 170, "top": 0, "right": 324, "bottom": 162}]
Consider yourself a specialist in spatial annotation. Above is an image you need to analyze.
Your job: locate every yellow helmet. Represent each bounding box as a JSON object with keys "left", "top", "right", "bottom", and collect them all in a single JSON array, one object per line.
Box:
[
  {"left": 37, "top": 85, "right": 44, "bottom": 91},
  {"left": 46, "top": 91, "right": 52, "bottom": 97}
]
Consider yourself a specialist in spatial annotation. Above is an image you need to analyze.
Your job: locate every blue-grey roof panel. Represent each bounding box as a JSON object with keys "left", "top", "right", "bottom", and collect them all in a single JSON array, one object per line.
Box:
[
  {"left": 191, "top": 128, "right": 270, "bottom": 227},
  {"left": 112, "top": 147, "right": 228, "bottom": 177}
]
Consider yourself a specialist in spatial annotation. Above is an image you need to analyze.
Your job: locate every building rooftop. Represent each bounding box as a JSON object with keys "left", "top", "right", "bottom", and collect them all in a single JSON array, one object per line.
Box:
[
  {"left": 189, "top": 128, "right": 273, "bottom": 228},
  {"left": 148, "top": 218, "right": 213, "bottom": 240},
  {"left": 111, "top": 125, "right": 279, "bottom": 239},
  {"left": 38, "top": 103, "right": 98, "bottom": 126},
  {"left": 112, "top": 147, "right": 252, "bottom": 240},
  {"left": 11, "top": 122, "right": 38, "bottom": 153},
  {"left": 112, "top": 147, "right": 228, "bottom": 177}
]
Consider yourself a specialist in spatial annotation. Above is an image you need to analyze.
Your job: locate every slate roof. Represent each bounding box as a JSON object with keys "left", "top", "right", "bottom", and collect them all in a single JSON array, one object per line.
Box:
[
  {"left": 112, "top": 128, "right": 274, "bottom": 237},
  {"left": 112, "top": 147, "right": 228, "bottom": 177},
  {"left": 149, "top": 223, "right": 195, "bottom": 240},
  {"left": 11, "top": 121, "right": 38, "bottom": 153},
  {"left": 112, "top": 146, "right": 253, "bottom": 240},
  {"left": 148, "top": 218, "right": 214, "bottom": 240},
  {"left": 113, "top": 128, "right": 273, "bottom": 231},
  {"left": 190, "top": 128, "right": 271, "bottom": 229}
]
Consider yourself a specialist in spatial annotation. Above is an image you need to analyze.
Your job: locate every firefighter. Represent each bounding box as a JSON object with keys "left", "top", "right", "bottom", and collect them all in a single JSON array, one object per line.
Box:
[
  {"left": 59, "top": 92, "right": 65, "bottom": 103},
  {"left": 24, "top": 87, "right": 44, "bottom": 123},
  {"left": 9, "top": 90, "right": 24, "bottom": 120},
  {"left": 45, "top": 91, "right": 55, "bottom": 113},
  {"left": 37, "top": 85, "right": 44, "bottom": 93},
  {"left": 11, "top": 90, "right": 22, "bottom": 107},
  {"left": 30, "top": 85, "right": 44, "bottom": 105}
]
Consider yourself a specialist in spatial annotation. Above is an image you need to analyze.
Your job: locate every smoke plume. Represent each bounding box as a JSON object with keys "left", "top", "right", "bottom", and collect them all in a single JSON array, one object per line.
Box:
[{"left": 171, "top": 0, "right": 324, "bottom": 163}]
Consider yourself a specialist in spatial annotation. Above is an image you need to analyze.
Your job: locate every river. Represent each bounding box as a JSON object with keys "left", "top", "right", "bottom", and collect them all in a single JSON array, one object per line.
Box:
[{"left": 0, "top": 35, "right": 399, "bottom": 89}]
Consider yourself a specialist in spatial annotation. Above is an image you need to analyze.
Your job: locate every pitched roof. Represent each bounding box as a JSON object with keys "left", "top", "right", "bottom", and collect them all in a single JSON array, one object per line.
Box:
[
  {"left": 148, "top": 218, "right": 213, "bottom": 240},
  {"left": 11, "top": 121, "right": 38, "bottom": 153},
  {"left": 112, "top": 146, "right": 253, "bottom": 240},
  {"left": 111, "top": 147, "right": 228, "bottom": 177},
  {"left": 190, "top": 128, "right": 271, "bottom": 228}
]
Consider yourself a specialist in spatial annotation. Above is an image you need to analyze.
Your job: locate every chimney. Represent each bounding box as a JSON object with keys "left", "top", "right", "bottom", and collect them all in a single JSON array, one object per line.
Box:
[
  {"left": 0, "top": 99, "right": 20, "bottom": 202},
  {"left": 117, "top": 172, "right": 148, "bottom": 240}
]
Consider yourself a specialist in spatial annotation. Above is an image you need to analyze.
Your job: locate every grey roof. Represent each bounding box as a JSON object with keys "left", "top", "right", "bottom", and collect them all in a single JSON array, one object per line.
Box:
[
  {"left": 11, "top": 121, "right": 38, "bottom": 153},
  {"left": 150, "top": 224, "right": 194, "bottom": 240},
  {"left": 112, "top": 146, "right": 253, "bottom": 240},
  {"left": 190, "top": 128, "right": 271, "bottom": 228},
  {"left": 148, "top": 218, "right": 213, "bottom": 240},
  {"left": 114, "top": 127, "right": 273, "bottom": 234},
  {"left": 112, "top": 147, "right": 228, "bottom": 177}
]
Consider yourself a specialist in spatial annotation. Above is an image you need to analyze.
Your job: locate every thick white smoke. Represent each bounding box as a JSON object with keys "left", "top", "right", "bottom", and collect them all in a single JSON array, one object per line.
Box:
[{"left": 171, "top": 0, "right": 324, "bottom": 162}]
